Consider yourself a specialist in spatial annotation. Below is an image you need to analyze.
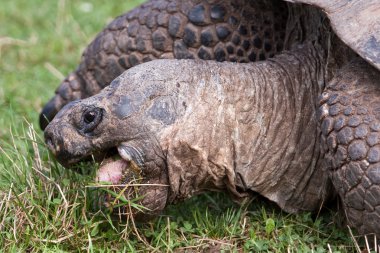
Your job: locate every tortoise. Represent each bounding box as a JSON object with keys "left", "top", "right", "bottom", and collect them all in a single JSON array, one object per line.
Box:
[{"left": 42, "top": 0, "right": 380, "bottom": 237}]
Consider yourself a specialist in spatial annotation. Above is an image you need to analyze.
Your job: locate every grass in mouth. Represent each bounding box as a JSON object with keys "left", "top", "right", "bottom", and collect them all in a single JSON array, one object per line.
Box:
[{"left": 0, "top": 0, "right": 377, "bottom": 252}]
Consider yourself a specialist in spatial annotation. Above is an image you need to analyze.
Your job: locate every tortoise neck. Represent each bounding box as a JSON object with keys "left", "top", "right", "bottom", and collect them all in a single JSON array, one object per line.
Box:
[
  {"left": 234, "top": 44, "right": 329, "bottom": 212},
  {"left": 159, "top": 44, "right": 329, "bottom": 210}
]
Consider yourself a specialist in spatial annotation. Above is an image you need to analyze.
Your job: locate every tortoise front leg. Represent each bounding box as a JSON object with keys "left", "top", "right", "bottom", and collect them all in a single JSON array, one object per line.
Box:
[{"left": 319, "top": 59, "right": 380, "bottom": 237}]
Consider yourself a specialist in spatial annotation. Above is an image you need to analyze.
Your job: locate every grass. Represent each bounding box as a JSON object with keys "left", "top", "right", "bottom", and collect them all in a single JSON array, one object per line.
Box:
[{"left": 0, "top": 0, "right": 374, "bottom": 252}]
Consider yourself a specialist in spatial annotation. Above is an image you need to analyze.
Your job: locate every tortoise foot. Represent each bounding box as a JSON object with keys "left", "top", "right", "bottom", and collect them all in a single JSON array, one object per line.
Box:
[{"left": 320, "top": 59, "right": 380, "bottom": 236}]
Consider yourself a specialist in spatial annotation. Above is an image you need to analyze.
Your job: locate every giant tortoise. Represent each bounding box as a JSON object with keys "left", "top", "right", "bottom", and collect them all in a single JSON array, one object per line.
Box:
[{"left": 42, "top": 0, "right": 380, "bottom": 236}]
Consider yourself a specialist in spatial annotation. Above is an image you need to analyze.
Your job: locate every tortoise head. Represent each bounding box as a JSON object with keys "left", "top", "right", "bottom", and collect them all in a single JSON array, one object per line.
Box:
[
  {"left": 44, "top": 71, "right": 173, "bottom": 216},
  {"left": 44, "top": 99, "right": 108, "bottom": 165},
  {"left": 44, "top": 71, "right": 168, "bottom": 165}
]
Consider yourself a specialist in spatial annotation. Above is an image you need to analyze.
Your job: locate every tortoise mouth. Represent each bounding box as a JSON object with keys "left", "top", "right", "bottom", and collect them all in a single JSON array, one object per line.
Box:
[
  {"left": 95, "top": 145, "right": 143, "bottom": 185},
  {"left": 96, "top": 155, "right": 141, "bottom": 186},
  {"left": 91, "top": 151, "right": 144, "bottom": 216},
  {"left": 62, "top": 144, "right": 143, "bottom": 186},
  {"left": 63, "top": 147, "right": 119, "bottom": 172},
  {"left": 96, "top": 153, "right": 142, "bottom": 185}
]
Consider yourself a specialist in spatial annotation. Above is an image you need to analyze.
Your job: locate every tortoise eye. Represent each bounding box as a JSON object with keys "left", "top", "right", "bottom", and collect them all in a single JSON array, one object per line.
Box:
[
  {"left": 84, "top": 111, "right": 96, "bottom": 124},
  {"left": 80, "top": 107, "right": 103, "bottom": 133}
]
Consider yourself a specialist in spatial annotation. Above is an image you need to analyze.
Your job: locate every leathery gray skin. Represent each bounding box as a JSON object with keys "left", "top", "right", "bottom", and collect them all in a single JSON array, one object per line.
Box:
[{"left": 45, "top": 44, "right": 330, "bottom": 220}]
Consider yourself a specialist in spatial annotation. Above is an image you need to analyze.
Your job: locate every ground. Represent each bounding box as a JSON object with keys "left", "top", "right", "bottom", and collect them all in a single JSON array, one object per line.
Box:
[{"left": 0, "top": 0, "right": 362, "bottom": 251}]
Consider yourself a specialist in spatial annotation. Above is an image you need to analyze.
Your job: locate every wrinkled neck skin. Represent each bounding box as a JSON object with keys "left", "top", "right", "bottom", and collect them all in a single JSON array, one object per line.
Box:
[{"left": 108, "top": 43, "right": 328, "bottom": 213}]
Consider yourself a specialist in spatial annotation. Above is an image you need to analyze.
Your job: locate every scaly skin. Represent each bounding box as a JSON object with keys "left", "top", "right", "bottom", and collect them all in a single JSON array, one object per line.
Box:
[
  {"left": 319, "top": 59, "right": 380, "bottom": 236},
  {"left": 40, "top": 0, "right": 288, "bottom": 129}
]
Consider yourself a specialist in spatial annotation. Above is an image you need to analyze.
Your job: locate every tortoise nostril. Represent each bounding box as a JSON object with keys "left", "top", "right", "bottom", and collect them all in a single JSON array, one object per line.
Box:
[
  {"left": 46, "top": 136, "right": 53, "bottom": 147},
  {"left": 44, "top": 130, "right": 56, "bottom": 153}
]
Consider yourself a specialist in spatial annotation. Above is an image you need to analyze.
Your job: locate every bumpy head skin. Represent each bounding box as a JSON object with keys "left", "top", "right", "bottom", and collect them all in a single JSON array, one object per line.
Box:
[
  {"left": 319, "top": 59, "right": 380, "bottom": 237},
  {"left": 39, "top": 0, "right": 288, "bottom": 129}
]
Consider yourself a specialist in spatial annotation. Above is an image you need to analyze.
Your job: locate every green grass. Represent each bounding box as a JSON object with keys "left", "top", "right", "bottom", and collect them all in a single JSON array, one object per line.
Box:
[{"left": 0, "top": 0, "right": 372, "bottom": 252}]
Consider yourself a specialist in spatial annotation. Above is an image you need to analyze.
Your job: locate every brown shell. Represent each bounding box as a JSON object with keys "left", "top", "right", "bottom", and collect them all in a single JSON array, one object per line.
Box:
[{"left": 286, "top": 0, "right": 380, "bottom": 70}]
